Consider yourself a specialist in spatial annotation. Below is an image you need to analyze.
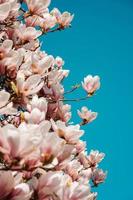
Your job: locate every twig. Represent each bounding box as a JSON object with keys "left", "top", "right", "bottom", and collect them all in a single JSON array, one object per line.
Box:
[
  {"left": 48, "top": 27, "right": 63, "bottom": 33},
  {"left": 64, "top": 85, "right": 81, "bottom": 95},
  {"left": 46, "top": 95, "right": 91, "bottom": 103},
  {"left": 40, "top": 25, "right": 71, "bottom": 36},
  {"left": 59, "top": 95, "right": 91, "bottom": 102}
]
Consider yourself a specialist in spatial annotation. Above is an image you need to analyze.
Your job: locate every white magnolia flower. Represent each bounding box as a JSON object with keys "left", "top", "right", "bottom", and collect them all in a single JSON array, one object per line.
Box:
[
  {"left": 25, "top": 95, "right": 48, "bottom": 124},
  {"left": 31, "top": 54, "right": 54, "bottom": 75},
  {"left": 41, "top": 13, "right": 57, "bottom": 30},
  {"left": 87, "top": 150, "right": 105, "bottom": 167},
  {"left": 82, "top": 75, "right": 100, "bottom": 95},
  {"left": 26, "top": 0, "right": 51, "bottom": 16},
  {"left": 28, "top": 95, "right": 47, "bottom": 111},
  {"left": 0, "top": 1, "right": 20, "bottom": 21},
  {"left": 0, "top": 171, "right": 32, "bottom": 200},
  {"left": 24, "top": 108, "right": 46, "bottom": 124},
  {"left": 3, "top": 49, "right": 24, "bottom": 71},
  {"left": 0, "top": 39, "right": 13, "bottom": 59},
  {"left": 51, "top": 8, "right": 74, "bottom": 27},
  {"left": 0, "top": 2, "right": 10, "bottom": 21},
  {"left": 16, "top": 71, "right": 44, "bottom": 96},
  {"left": 78, "top": 106, "right": 98, "bottom": 124},
  {"left": 15, "top": 24, "right": 42, "bottom": 42},
  {"left": 92, "top": 169, "right": 107, "bottom": 186},
  {"left": 51, "top": 120, "right": 84, "bottom": 144},
  {"left": 0, "top": 90, "right": 17, "bottom": 115}
]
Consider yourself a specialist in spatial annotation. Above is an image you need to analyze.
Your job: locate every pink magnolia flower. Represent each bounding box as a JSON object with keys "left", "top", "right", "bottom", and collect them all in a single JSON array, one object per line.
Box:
[
  {"left": 51, "top": 8, "right": 61, "bottom": 22},
  {"left": 26, "top": 0, "right": 51, "bottom": 16},
  {"left": 0, "top": 124, "right": 38, "bottom": 160},
  {"left": 9, "top": 0, "right": 20, "bottom": 19},
  {"left": 22, "top": 39, "right": 40, "bottom": 51},
  {"left": 0, "top": 171, "right": 32, "bottom": 200},
  {"left": 0, "top": 0, "right": 20, "bottom": 21},
  {"left": 25, "top": 15, "right": 42, "bottom": 27},
  {"left": 87, "top": 150, "right": 105, "bottom": 167},
  {"left": 10, "top": 183, "right": 32, "bottom": 200},
  {"left": 51, "top": 120, "right": 84, "bottom": 144},
  {"left": 0, "top": 90, "right": 17, "bottom": 115},
  {"left": 27, "top": 95, "right": 48, "bottom": 112},
  {"left": 25, "top": 14, "right": 56, "bottom": 31},
  {"left": 82, "top": 75, "right": 100, "bottom": 95},
  {"left": 24, "top": 108, "right": 46, "bottom": 124},
  {"left": 75, "top": 140, "right": 86, "bottom": 153},
  {"left": 0, "top": 171, "right": 14, "bottom": 199},
  {"left": 23, "top": 95, "right": 46, "bottom": 122},
  {"left": 3, "top": 49, "right": 24, "bottom": 76},
  {"left": 31, "top": 54, "right": 54, "bottom": 75},
  {"left": 24, "top": 95, "right": 48, "bottom": 124},
  {"left": 51, "top": 8, "right": 74, "bottom": 27},
  {"left": 78, "top": 153, "right": 90, "bottom": 169},
  {"left": 55, "top": 56, "right": 64, "bottom": 68},
  {"left": 0, "top": 2, "right": 10, "bottom": 21},
  {"left": 40, "top": 131, "right": 64, "bottom": 168},
  {"left": 61, "top": 69, "right": 70, "bottom": 78},
  {"left": 20, "top": 53, "right": 54, "bottom": 76},
  {"left": 0, "top": 121, "right": 51, "bottom": 165},
  {"left": 0, "top": 90, "right": 10, "bottom": 109},
  {"left": 78, "top": 106, "right": 98, "bottom": 125},
  {"left": 16, "top": 71, "right": 44, "bottom": 96},
  {"left": 65, "top": 159, "right": 83, "bottom": 181},
  {"left": 79, "top": 150, "right": 105, "bottom": 169},
  {"left": 32, "top": 171, "right": 96, "bottom": 200},
  {"left": 40, "top": 13, "right": 57, "bottom": 31},
  {"left": 48, "top": 69, "right": 69, "bottom": 85},
  {"left": 57, "top": 144, "right": 74, "bottom": 163},
  {"left": 78, "top": 168, "right": 92, "bottom": 184},
  {"left": 62, "top": 180, "right": 96, "bottom": 200},
  {"left": 19, "top": 121, "right": 48, "bottom": 146},
  {"left": 92, "top": 169, "right": 107, "bottom": 186},
  {"left": 18, "top": 121, "right": 51, "bottom": 167},
  {"left": 32, "top": 171, "right": 62, "bottom": 199},
  {"left": 0, "top": 39, "right": 13, "bottom": 60},
  {"left": 15, "top": 24, "right": 42, "bottom": 42},
  {"left": 58, "top": 103, "right": 71, "bottom": 122},
  {"left": 60, "top": 12, "right": 74, "bottom": 27}
]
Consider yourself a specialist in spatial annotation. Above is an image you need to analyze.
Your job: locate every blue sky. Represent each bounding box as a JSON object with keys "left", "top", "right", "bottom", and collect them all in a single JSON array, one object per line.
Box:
[{"left": 41, "top": 0, "right": 133, "bottom": 199}]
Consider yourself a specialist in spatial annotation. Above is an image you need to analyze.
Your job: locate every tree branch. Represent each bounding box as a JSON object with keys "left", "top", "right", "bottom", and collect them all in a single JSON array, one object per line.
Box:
[
  {"left": 64, "top": 84, "right": 81, "bottom": 95},
  {"left": 60, "top": 95, "right": 91, "bottom": 102}
]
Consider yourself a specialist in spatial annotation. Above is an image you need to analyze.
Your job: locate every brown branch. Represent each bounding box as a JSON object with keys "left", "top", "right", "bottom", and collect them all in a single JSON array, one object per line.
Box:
[
  {"left": 48, "top": 27, "right": 63, "bottom": 33},
  {"left": 0, "top": 100, "right": 12, "bottom": 110},
  {"left": 40, "top": 25, "right": 71, "bottom": 37},
  {"left": 48, "top": 25, "right": 71, "bottom": 33},
  {"left": 46, "top": 95, "right": 91, "bottom": 103},
  {"left": 59, "top": 95, "right": 91, "bottom": 102},
  {"left": 64, "top": 84, "right": 81, "bottom": 95}
]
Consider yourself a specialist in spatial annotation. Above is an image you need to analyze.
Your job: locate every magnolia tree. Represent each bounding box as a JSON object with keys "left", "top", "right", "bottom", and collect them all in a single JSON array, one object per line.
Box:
[{"left": 0, "top": 0, "right": 106, "bottom": 199}]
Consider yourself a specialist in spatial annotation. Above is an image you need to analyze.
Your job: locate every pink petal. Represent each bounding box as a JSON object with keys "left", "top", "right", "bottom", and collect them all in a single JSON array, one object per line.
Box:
[
  {"left": 0, "top": 90, "right": 10, "bottom": 108},
  {"left": 0, "top": 2, "right": 10, "bottom": 21}
]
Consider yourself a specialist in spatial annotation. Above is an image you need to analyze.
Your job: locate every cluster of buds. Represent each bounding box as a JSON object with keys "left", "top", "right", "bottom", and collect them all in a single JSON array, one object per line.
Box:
[{"left": 0, "top": 0, "right": 106, "bottom": 200}]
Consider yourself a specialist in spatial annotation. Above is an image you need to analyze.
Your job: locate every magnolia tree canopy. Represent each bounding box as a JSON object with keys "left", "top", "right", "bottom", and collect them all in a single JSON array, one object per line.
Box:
[{"left": 0, "top": 0, "right": 106, "bottom": 199}]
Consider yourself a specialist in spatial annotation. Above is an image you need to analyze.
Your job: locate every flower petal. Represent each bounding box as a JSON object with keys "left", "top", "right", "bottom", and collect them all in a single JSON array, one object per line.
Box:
[
  {"left": 0, "top": 90, "right": 10, "bottom": 108},
  {"left": 0, "top": 3, "right": 10, "bottom": 21}
]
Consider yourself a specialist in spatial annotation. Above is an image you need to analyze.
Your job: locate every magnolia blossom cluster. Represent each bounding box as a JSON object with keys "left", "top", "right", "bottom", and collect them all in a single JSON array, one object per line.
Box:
[{"left": 0, "top": 0, "right": 106, "bottom": 199}]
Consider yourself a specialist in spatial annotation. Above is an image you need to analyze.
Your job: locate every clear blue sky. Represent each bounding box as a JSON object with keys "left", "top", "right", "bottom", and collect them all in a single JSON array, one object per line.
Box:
[{"left": 41, "top": 0, "right": 133, "bottom": 199}]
